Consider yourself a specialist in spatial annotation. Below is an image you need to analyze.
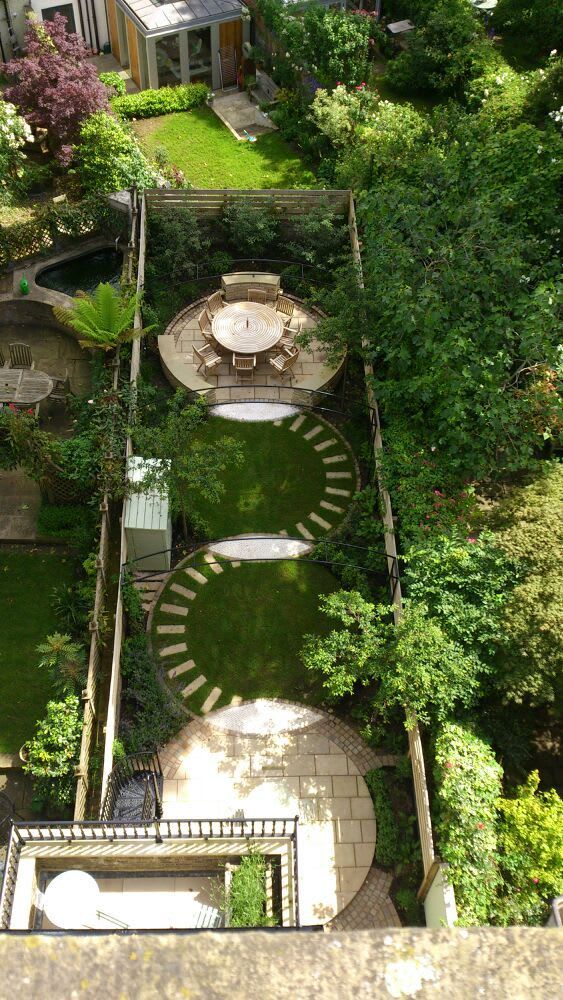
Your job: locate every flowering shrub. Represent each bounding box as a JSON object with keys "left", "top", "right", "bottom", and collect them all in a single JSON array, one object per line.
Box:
[
  {"left": 1, "top": 13, "right": 108, "bottom": 163},
  {"left": 310, "top": 83, "right": 379, "bottom": 147},
  {"left": 496, "top": 771, "right": 563, "bottom": 925},
  {"left": 0, "top": 98, "right": 32, "bottom": 204},
  {"left": 336, "top": 100, "right": 431, "bottom": 188},
  {"left": 379, "top": 425, "right": 476, "bottom": 545},
  {"left": 434, "top": 722, "right": 503, "bottom": 925}
]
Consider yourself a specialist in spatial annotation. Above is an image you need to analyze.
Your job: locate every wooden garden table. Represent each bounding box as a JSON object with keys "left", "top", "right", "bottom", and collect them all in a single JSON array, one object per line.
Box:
[
  {"left": 0, "top": 367, "right": 53, "bottom": 406},
  {"left": 212, "top": 301, "right": 283, "bottom": 355}
]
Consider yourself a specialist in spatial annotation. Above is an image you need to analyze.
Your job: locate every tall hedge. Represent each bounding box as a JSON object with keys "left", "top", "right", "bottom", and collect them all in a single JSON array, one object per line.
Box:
[
  {"left": 111, "top": 83, "right": 210, "bottom": 120},
  {"left": 433, "top": 722, "right": 503, "bottom": 925}
]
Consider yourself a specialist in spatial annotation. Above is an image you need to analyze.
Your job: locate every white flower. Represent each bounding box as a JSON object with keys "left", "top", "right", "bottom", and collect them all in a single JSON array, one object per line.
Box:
[{"left": 550, "top": 49, "right": 557, "bottom": 56}]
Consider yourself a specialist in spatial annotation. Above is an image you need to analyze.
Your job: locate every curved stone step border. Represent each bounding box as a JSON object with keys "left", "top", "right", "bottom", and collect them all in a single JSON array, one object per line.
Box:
[
  {"left": 271, "top": 409, "right": 360, "bottom": 541},
  {"left": 147, "top": 547, "right": 233, "bottom": 718},
  {"left": 135, "top": 409, "right": 360, "bottom": 612}
]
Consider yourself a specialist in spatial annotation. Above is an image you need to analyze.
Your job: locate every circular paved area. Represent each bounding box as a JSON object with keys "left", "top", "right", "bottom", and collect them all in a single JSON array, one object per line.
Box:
[
  {"left": 208, "top": 699, "right": 323, "bottom": 734},
  {"left": 210, "top": 402, "right": 301, "bottom": 422},
  {"left": 208, "top": 535, "right": 311, "bottom": 561},
  {"left": 160, "top": 707, "right": 378, "bottom": 925}
]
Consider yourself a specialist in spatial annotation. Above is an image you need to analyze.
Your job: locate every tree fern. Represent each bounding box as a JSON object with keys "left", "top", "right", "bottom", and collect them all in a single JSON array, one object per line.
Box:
[{"left": 53, "top": 282, "right": 152, "bottom": 351}]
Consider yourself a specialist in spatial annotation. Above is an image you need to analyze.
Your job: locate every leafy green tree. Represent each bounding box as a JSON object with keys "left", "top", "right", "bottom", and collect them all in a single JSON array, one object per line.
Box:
[
  {"left": 302, "top": 592, "right": 482, "bottom": 723},
  {"left": 75, "top": 110, "right": 156, "bottom": 194},
  {"left": 255, "top": 0, "right": 371, "bottom": 88},
  {"left": 133, "top": 393, "right": 244, "bottom": 538},
  {"left": 336, "top": 100, "right": 431, "bottom": 189},
  {"left": 494, "top": 0, "right": 563, "bottom": 60},
  {"left": 146, "top": 205, "right": 210, "bottom": 285},
  {"left": 222, "top": 199, "right": 278, "bottom": 258},
  {"left": 301, "top": 590, "right": 387, "bottom": 698},
  {"left": 53, "top": 282, "right": 147, "bottom": 351},
  {"left": 387, "top": 0, "right": 495, "bottom": 95},
  {"left": 316, "top": 113, "right": 562, "bottom": 479},
  {"left": 486, "top": 462, "right": 563, "bottom": 706},
  {"left": 404, "top": 531, "right": 516, "bottom": 659},
  {"left": 23, "top": 695, "right": 83, "bottom": 810},
  {"left": 496, "top": 771, "right": 563, "bottom": 925},
  {"left": 379, "top": 602, "right": 483, "bottom": 725}
]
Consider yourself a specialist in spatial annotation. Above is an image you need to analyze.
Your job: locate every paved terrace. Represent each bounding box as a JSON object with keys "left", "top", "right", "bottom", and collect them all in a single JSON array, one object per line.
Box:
[
  {"left": 160, "top": 701, "right": 400, "bottom": 927},
  {"left": 158, "top": 295, "right": 345, "bottom": 398}
]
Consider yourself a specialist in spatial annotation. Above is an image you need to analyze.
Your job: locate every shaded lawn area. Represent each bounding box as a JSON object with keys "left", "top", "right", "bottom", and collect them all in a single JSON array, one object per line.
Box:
[
  {"left": 152, "top": 559, "right": 339, "bottom": 713},
  {"left": 133, "top": 108, "right": 317, "bottom": 189},
  {"left": 185, "top": 414, "right": 355, "bottom": 538},
  {"left": 0, "top": 546, "right": 74, "bottom": 754}
]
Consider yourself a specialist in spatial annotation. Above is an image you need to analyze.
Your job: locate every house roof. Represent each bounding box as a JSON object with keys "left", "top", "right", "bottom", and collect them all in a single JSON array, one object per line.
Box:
[{"left": 115, "top": 0, "right": 244, "bottom": 37}]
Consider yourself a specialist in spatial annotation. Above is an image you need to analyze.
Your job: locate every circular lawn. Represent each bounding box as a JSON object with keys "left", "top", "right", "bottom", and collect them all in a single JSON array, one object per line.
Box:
[
  {"left": 150, "top": 556, "right": 340, "bottom": 715},
  {"left": 185, "top": 411, "right": 357, "bottom": 540}
]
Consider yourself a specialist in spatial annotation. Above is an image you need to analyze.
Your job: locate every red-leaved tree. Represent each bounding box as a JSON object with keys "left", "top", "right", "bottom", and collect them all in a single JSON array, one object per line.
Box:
[{"left": 1, "top": 13, "right": 109, "bottom": 164}]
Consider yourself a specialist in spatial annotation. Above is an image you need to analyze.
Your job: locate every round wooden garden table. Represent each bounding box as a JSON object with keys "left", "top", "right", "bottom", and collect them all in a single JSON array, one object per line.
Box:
[
  {"left": 212, "top": 301, "right": 284, "bottom": 355},
  {"left": 0, "top": 367, "right": 53, "bottom": 406}
]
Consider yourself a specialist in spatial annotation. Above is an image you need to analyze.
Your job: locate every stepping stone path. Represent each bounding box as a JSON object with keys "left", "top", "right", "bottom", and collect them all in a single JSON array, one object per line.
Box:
[{"left": 148, "top": 411, "right": 359, "bottom": 716}]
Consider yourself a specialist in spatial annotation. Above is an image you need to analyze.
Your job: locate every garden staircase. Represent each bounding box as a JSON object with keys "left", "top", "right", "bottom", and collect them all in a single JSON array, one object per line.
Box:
[{"left": 132, "top": 570, "right": 167, "bottom": 613}]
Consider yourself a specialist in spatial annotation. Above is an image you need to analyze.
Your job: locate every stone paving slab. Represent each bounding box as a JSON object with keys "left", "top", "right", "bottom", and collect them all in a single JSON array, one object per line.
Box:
[
  {"left": 160, "top": 603, "right": 189, "bottom": 617},
  {"left": 160, "top": 705, "right": 382, "bottom": 926}
]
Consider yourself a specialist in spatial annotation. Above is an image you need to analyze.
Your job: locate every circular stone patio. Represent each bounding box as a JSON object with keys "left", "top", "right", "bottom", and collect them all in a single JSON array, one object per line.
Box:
[
  {"left": 158, "top": 704, "right": 397, "bottom": 926},
  {"left": 158, "top": 293, "right": 345, "bottom": 396}
]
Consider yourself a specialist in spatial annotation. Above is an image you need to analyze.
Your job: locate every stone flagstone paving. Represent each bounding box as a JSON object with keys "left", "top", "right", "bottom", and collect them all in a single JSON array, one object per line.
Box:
[{"left": 159, "top": 704, "right": 399, "bottom": 927}]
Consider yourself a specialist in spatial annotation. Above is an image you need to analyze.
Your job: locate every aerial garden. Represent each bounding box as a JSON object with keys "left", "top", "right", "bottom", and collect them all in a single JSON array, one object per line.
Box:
[{"left": 0, "top": 0, "right": 561, "bottom": 928}]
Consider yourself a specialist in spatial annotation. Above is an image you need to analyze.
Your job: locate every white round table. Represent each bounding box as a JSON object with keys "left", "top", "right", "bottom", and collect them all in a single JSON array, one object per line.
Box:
[
  {"left": 212, "top": 301, "right": 284, "bottom": 355},
  {"left": 43, "top": 869, "right": 99, "bottom": 928}
]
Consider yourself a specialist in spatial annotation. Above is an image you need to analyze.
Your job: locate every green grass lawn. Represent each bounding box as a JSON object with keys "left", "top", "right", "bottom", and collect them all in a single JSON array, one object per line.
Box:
[
  {"left": 0, "top": 547, "right": 74, "bottom": 754},
  {"left": 185, "top": 413, "right": 356, "bottom": 538},
  {"left": 133, "top": 108, "right": 317, "bottom": 189},
  {"left": 152, "top": 558, "right": 339, "bottom": 713}
]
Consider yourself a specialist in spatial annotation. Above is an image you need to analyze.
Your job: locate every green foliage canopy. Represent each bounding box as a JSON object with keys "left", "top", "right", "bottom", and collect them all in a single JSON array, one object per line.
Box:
[
  {"left": 76, "top": 110, "right": 157, "bottom": 195},
  {"left": 434, "top": 722, "right": 503, "bottom": 925},
  {"left": 302, "top": 592, "right": 482, "bottom": 724},
  {"left": 497, "top": 771, "right": 563, "bottom": 924}
]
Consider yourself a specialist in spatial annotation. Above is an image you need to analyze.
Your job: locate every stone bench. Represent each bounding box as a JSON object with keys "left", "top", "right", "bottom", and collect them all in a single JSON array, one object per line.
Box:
[{"left": 221, "top": 272, "right": 280, "bottom": 304}]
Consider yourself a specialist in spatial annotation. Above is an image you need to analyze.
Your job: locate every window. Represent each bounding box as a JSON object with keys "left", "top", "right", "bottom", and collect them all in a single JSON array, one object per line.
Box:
[
  {"left": 41, "top": 3, "right": 76, "bottom": 32},
  {"left": 188, "top": 27, "right": 212, "bottom": 85},
  {"left": 156, "top": 33, "right": 181, "bottom": 88}
]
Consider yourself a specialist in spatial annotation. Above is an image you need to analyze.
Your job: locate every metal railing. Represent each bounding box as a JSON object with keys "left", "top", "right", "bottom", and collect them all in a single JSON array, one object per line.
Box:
[
  {"left": 100, "top": 751, "right": 163, "bottom": 822},
  {"left": 0, "top": 817, "right": 300, "bottom": 929},
  {"left": 189, "top": 258, "right": 334, "bottom": 285},
  {"left": 123, "top": 535, "right": 399, "bottom": 598},
  {"left": 190, "top": 383, "right": 349, "bottom": 415}
]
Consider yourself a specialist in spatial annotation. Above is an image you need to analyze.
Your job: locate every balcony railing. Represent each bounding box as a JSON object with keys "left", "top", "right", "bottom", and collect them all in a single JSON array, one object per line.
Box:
[{"left": 0, "top": 817, "right": 300, "bottom": 929}]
